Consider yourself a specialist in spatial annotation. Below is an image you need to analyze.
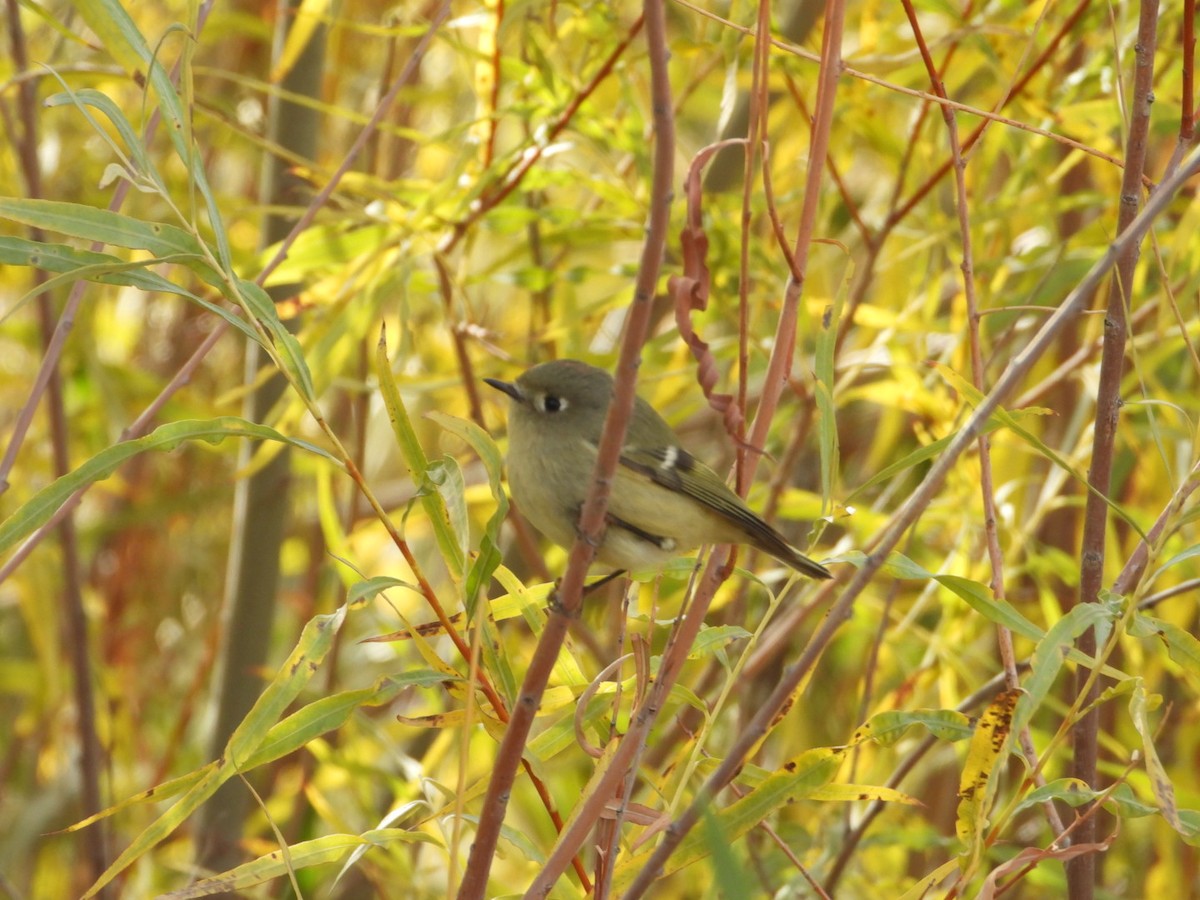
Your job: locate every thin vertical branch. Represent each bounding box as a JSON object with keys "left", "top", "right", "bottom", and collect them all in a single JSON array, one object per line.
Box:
[
  {"left": 1183, "top": 0, "right": 1195, "bottom": 142},
  {"left": 1068, "top": 2, "right": 1159, "bottom": 896},
  {"left": 744, "top": 0, "right": 845, "bottom": 463},
  {"left": 902, "top": 0, "right": 1067, "bottom": 845},
  {"left": 4, "top": 2, "right": 109, "bottom": 888},
  {"left": 617, "top": 2, "right": 848, "bottom": 895},
  {"left": 455, "top": 2, "right": 673, "bottom": 896},
  {"left": 482, "top": 0, "right": 505, "bottom": 168},
  {"left": 733, "top": 0, "right": 773, "bottom": 495}
]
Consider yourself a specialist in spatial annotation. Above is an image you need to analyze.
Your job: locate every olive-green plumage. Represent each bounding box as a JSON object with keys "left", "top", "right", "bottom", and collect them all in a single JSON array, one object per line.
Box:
[{"left": 485, "top": 360, "right": 831, "bottom": 580}]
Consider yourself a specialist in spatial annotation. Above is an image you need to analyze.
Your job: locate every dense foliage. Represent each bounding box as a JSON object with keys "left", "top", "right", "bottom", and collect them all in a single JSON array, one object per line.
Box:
[{"left": 2, "top": 0, "right": 1198, "bottom": 897}]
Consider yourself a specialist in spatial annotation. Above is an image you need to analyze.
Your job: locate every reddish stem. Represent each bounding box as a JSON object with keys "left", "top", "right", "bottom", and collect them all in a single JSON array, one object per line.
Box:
[{"left": 1068, "top": 3, "right": 1160, "bottom": 895}]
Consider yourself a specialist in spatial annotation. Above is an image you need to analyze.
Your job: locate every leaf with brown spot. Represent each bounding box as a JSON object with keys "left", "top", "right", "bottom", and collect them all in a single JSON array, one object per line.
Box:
[{"left": 956, "top": 688, "right": 1021, "bottom": 880}]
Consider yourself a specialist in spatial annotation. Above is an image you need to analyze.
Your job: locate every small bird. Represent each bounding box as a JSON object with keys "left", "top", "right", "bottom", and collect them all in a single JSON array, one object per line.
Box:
[{"left": 484, "top": 360, "right": 831, "bottom": 579}]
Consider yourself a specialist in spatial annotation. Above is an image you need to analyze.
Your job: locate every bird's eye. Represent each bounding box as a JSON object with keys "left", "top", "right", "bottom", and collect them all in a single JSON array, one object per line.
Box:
[{"left": 543, "top": 395, "right": 564, "bottom": 413}]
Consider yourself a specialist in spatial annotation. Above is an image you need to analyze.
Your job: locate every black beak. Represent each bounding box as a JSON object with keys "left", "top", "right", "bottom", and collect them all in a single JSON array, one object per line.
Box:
[{"left": 483, "top": 377, "right": 522, "bottom": 402}]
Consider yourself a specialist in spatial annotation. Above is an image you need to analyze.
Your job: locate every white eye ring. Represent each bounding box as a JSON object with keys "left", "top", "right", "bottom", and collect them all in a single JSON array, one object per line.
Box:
[{"left": 538, "top": 394, "right": 568, "bottom": 413}]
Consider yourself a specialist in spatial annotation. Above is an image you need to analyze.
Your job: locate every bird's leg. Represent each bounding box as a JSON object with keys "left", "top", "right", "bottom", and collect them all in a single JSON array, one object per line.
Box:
[{"left": 583, "top": 568, "right": 627, "bottom": 596}]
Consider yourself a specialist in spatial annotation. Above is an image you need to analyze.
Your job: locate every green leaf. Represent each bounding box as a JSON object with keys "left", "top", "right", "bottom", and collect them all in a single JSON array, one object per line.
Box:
[
  {"left": 346, "top": 576, "right": 422, "bottom": 608},
  {"left": 1131, "top": 613, "right": 1200, "bottom": 676},
  {"left": 84, "top": 608, "right": 347, "bottom": 897},
  {"left": 229, "top": 608, "right": 348, "bottom": 764},
  {"left": 72, "top": 0, "right": 162, "bottom": 86},
  {"left": 703, "top": 804, "right": 748, "bottom": 900},
  {"left": 814, "top": 272, "right": 847, "bottom": 508},
  {"left": 241, "top": 672, "right": 447, "bottom": 770},
  {"left": 44, "top": 86, "right": 160, "bottom": 189},
  {"left": 0, "top": 198, "right": 212, "bottom": 263},
  {"left": 234, "top": 279, "right": 316, "bottom": 402},
  {"left": 1014, "top": 779, "right": 1159, "bottom": 818},
  {"left": 0, "top": 237, "right": 262, "bottom": 346},
  {"left": 688, "top": 624, "right": 753, "bottom": 660},
  {"left": 1150, "top": 543, "right": 1200, "bottom": 580},
  {"left": 1129, "top": 681, "right": 1191, "bottom": 840},
  {"left": 1013, "top": 601, "right": 1121, "bottom": 735},
  {"left": 64, "top": 766, "right": 215, "bottom": 834},
  {"left": 374, "top": 333, "right": 465, "bottom": 578},
  {"left": 427, "top": 456, "right": 470, "bottom": 565},
  {"left": 879, "top": 550, "right": 936, "bottom": 580},
  {"left": 0, "top": 418, "right": 338, "bottom": 556},
  {"left": 156, "top": 829, "right": 441, "bottom": 898},
  {"left": 426, "top": 411, "right": 509, "bottom": 608},
  {"left": 846, "top": 419, "right": 1000, "bottom": 502},
  {"left": 71, "top": 0, "right": 231, "bottom": 267},
  {"left": 427, "top": 410, "right": 519, "bottom": 701},
  {"left": 934, "top": 574, "right": 1044, "bottom": 642},
  {"left": 853, "top": 708, "right": 975, "bottom": 747}
]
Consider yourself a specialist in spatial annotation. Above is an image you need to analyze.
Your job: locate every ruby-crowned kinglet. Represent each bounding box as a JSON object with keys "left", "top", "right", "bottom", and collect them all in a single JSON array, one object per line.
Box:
[{"left": 484, "top": 359, "right": 831, "bottom": 579}]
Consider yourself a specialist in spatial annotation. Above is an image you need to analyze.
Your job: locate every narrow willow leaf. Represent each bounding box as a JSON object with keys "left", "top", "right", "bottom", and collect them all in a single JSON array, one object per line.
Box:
[
  {"left": 809, "top": 783, "right": 922, "bottom": 805},
  {"left": 1014, "top": 779, "right": 1158, "bottom": 818},
  {"left": 270, "top": 0, "right": 329, "bottom": 82},
  {"left": 488, "top": 565, "right": 554, "bottom": 623},
  {"left": 44, "top": 86, "right": 160, "bottom": 189},
  {"left": 1129, "top": 681, "right": 1190, "bottom": 839},
  {"left": 687, "top": 624, "right": 752, "bottom": 660},
  {"left": 84, "top": 608, "right": 346, "bottom": 897},
  {"left": 226, "top": 607, "right": 346, "bottom": 763},
  {"left": 851, "top": 708, "right": 974, "bottom": 747},
  {"left": 84, "top": 765, "right": 231, "bottom": 897},
  {"left": 702, "top": 804, "right": 748, "bottom": 900},
  {"left": 1013, "top": 601, "right": 1120, "bottom": 735},
  {"left": 374, "top": 333, "right": 465, "bottom": 577},
  {"left": 235, "top": 279, "right": 316, "bottom": 402},
  {"left": 0, "top": 237, "right": 262, "bottom": 345},
  {"left": 157, "top": 829, "right": 441, "bottom": 899},
  {"left": 956, "top": 688, "right": 1021, "bottom": 877},
  {"left": 1131, "top": 613, "right": 1200, "bottom": 676},
  {"left": 527, "top": 687, "right": 630, "bottom": 760},
  {"left": 427, "top": 411, "right": 509, "bottom": 610},
  {"left": 426, "top": 410, "right": 518, "bottom": 700},
  {"left": 1014, "top": 778, "right": 1096, "bottom": 813},
  {"left": 242, "top": 673, "right": 446, "bottom": 770},
  {"left": 0, "top": 198, "right": 209, "bottom": 261},
  {"left": 346, "top": 575, "right": 422, "bottom": 608},
  {"left": 67, "top": 677, "right": 445, "bottom": 836},
  {"left": 65, "top": 765, "right": 215, "bottom": 833},
  {"left": 935, "top": 574, "right": 1044, "bottom": 642},
  {"left": 898, "top": 859, "right": 960, "bottom": 900},
  {"left": 426, "top": 457, "right": 471, "bottom": 566},
  {"left": 813, "top": 379, "right": 838, "bottom": 512},
  {"left": 0, "top": 418, "right": 338, "bottom": 556},
  {"left": 814, "top": 279, "right": 844, "bottom": 506},
  {"left": 71, "top": 0, "right": 159, "bottom": 93},
  {"left": 847, "top": 419, "right": 1001, "bottom": 502},
  {"left": 1150, "top": 543, "right": 1200, "bottom": 579},
  {"left": 72, "top": 0, "right": 231, "bottom": 266}
]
